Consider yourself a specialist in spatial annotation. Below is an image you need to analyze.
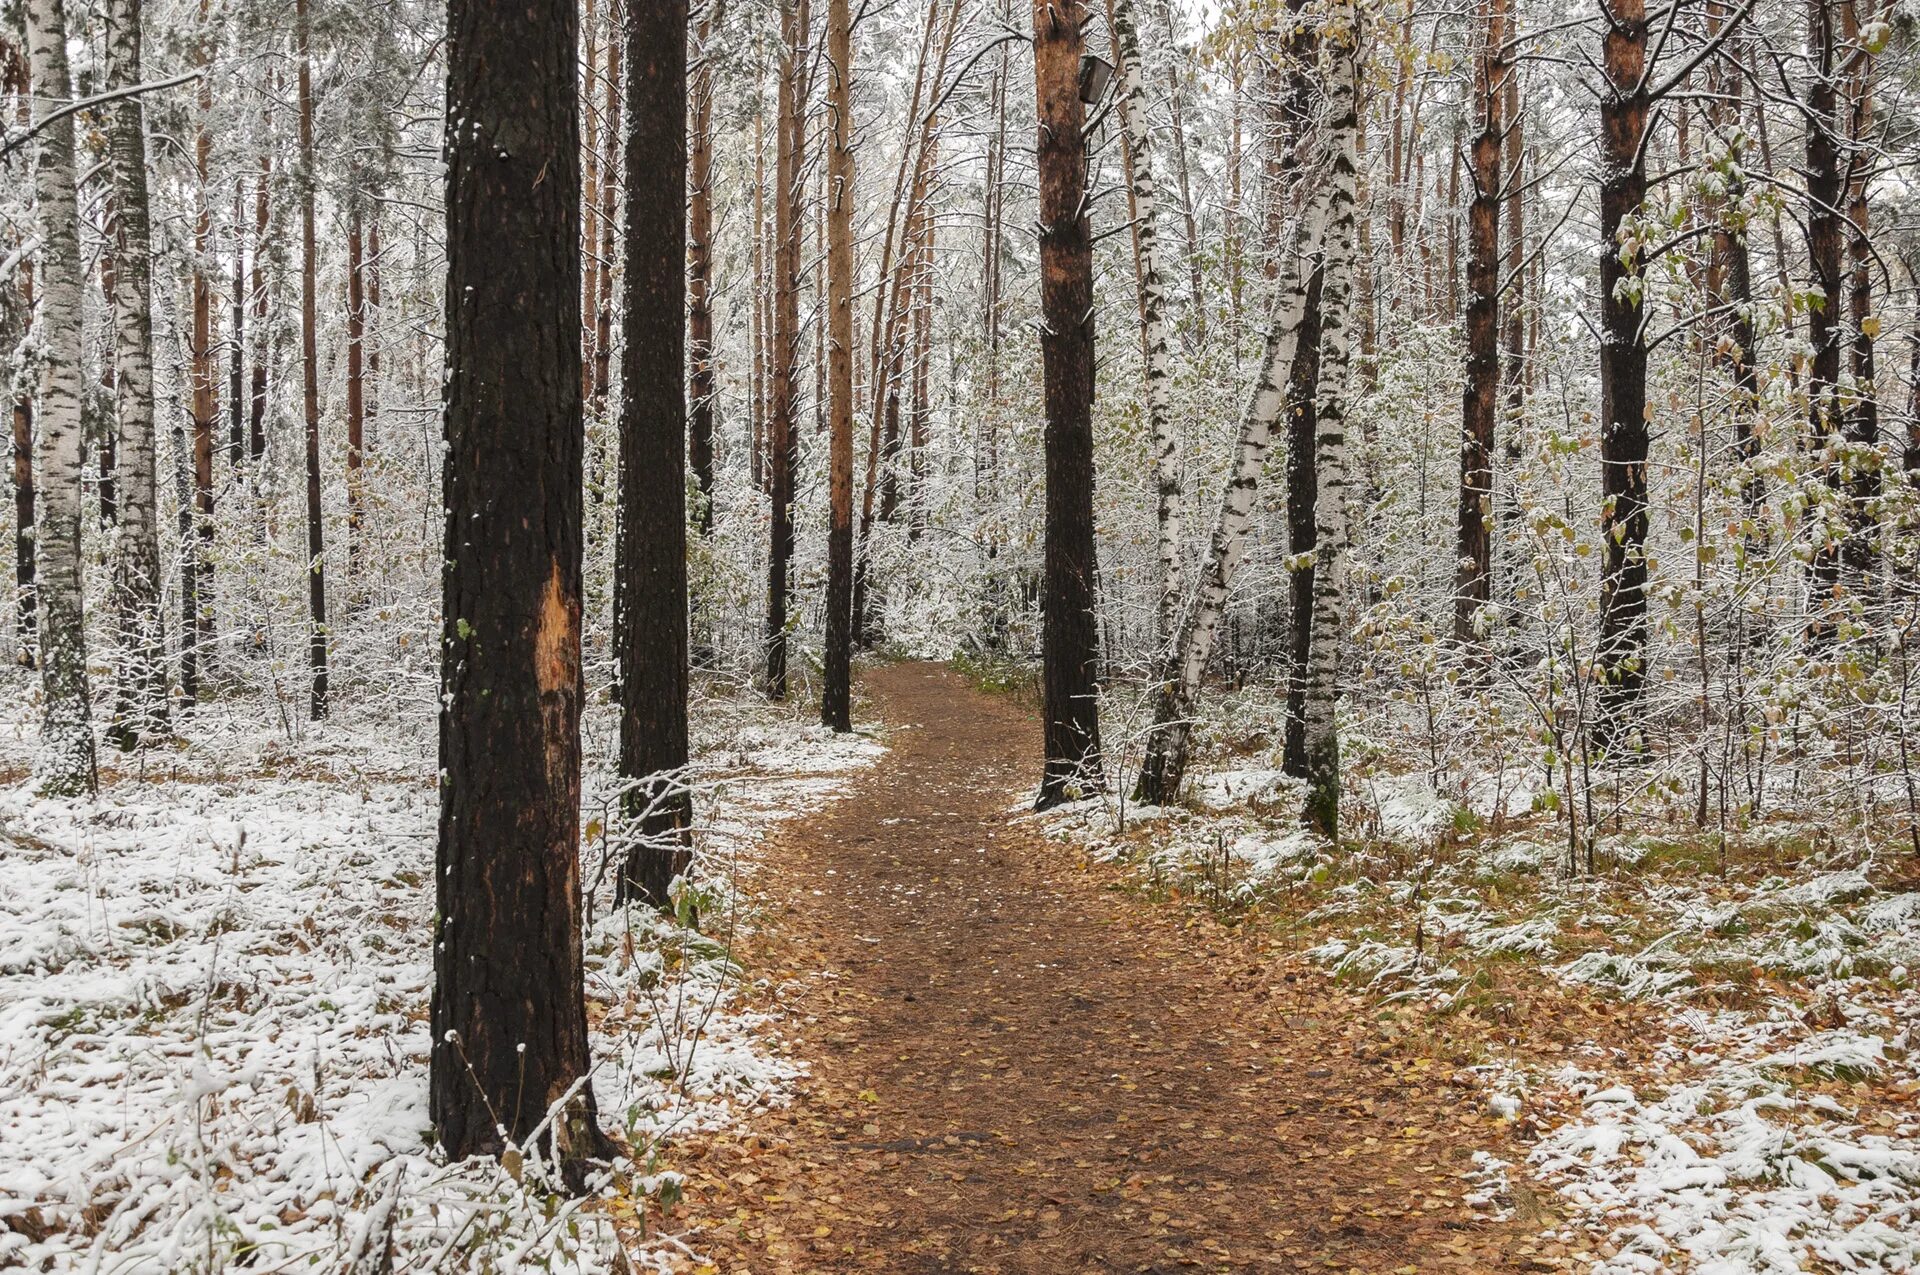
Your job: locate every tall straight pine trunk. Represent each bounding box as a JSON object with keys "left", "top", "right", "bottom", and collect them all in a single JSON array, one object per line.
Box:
[
  {"left": 105, "top": 0, "right": 169, "bottom": 749},
  {"left": 434, "top": 0, "right": 604, "bottom": 1186},
  {"left": 688, "top": 0, "right": 725, "bottom": 533},
  {"left": 617, "top": 0, "right": 695, "bottom": 909},
  {"left": 1595, "top": 0, "right": 1650, "bottom": 746},
  {"left": 764, "top": 0, "right": 808, "bottom": 698},
  {"left": 25, "top": 0, "right": 96, "bottom": 795},
  {"left": 297, "top": 0, "right": 329, "bottom": 718},
  {"left": 822, "top": 0, "right": 855, "bottom": 732},
  {"left": 1032, "top": 0, "right": 1103, "bottom": 808},
  {"left": 1455, "top": 0, "right": 1506, "bottom": 655}
]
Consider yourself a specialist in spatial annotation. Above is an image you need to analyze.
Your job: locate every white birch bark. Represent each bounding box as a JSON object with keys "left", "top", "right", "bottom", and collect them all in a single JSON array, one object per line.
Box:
[
  {"left": 105, "top": 0, "right": 169, "bottom": 749},
  {"left": 26, "top": 0, "right": 97, "bottom": 794},
  {"left": 1132, "top": 159, "right": 1332, "bottom": 805},
  {"left": 1110, "top": 0, "right": 1184, "bottom": 650},
  {"left": 1302, "top": 5, "right": 1362, "bottom": 838}
]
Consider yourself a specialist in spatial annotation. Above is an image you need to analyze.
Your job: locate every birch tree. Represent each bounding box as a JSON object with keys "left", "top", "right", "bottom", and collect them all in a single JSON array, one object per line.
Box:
[
  {"left": 1301, "top": 0, "right": 1363, "bottom": 838},
  {"left": 1109, "top": 0, "right": 1183, "bottom": 650},
  {"left": 25, "top": 0, "right": 96, "bottom": 796},
  {"left": 104, "top": 0, "right": 168, "bottom": 749}
]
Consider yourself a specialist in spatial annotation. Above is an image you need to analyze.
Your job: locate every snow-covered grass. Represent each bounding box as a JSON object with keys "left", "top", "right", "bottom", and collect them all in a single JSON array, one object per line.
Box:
[
  {"left": 0, "top": 680, "right": 882, "bottom": 1273},
  {"left": 1037, "top": 684, "right": 1920, "bottom": 1275}
]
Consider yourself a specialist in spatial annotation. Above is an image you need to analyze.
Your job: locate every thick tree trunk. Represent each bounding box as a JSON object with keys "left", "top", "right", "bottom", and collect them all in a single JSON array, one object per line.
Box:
[
  {"left": 104, "top": 0, "right": 169, "bottom": 749},
  {"left": 688, "top": 0, "right": 724, "bottom": 533},
  {"left": 617, "top": 0, "right": 694, "bottom": 908},
  {"left": 25, "top": 0, "right": 96, "bottom": 795},
  {"left": 764, "top": 0, "right": 808, "bottom": 698},
  {"left": 298, "top": 0, "right": 329, "bottom": 719},
  {"left": 1455, "top": 0, "right": 1506, "bottom": 654},
  {"left": 822, "top": 0, "right": 855, "bottom": 733},
  {"left": 1301, "top": 10, "right": 1362, "bottom": 838},
  {"left": 1134, "top": 173, "right": 1332, "bottom": 806},
  {"left": 434, "top": 0, "right": 604, "bottom": 1186},
  {"left": 1281, "top": 265, "right": 1323, "bottom": 777},
  {"left": 1109, "top": 0, "right": 1183, "bottom": 651},
  {"left": 1595, "top": 0, "right": 1650, "bottom": 747},
  {"left": 1032, "top": 0, "right": 1103, "bottom": 808},
  {"left": 591, "top": 2, "right": 622, "bottom": 419}
]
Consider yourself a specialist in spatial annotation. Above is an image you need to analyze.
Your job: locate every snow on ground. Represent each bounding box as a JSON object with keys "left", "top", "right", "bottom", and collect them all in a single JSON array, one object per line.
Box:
[
  {"left": 0, "top": 689, "right": 882, "bottom": 1273},
  {"left": 1039, "top": 744, "right": 1920, "bottom": 1275}
]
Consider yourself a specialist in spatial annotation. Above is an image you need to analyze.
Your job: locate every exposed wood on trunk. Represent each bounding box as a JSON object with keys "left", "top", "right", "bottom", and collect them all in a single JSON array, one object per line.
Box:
[{"left": 434, "top": 0, "right": 603, "bottom": 1186}]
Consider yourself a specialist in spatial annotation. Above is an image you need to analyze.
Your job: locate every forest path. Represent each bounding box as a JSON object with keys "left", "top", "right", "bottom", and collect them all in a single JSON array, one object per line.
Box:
[{"left": 668, "top": 662, "right": 1534, "bottom": 1273}]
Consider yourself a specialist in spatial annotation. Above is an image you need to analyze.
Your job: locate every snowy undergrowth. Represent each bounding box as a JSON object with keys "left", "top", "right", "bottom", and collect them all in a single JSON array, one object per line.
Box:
[
  {"left": 0, "top": 688, "right": 882, "bottom": 1273},
  {"left": 1038, "top": 707, "right": 1920, "bottom": 1274}
]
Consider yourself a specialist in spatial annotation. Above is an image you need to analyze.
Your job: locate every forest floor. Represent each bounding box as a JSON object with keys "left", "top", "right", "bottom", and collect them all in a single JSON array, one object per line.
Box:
[{"left": 664, "top": 662, "right": 1540, "bottom": 1273}]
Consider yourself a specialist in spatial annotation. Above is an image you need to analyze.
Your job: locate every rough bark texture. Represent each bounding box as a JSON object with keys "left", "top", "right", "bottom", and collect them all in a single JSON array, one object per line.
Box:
[
  {"left": 298, "top": 0, "right": 329, "bottom": 719},
  {"left": 434, "top": 0, "right": 603, "bottom": 1184},
  {"left": 1032, "top": 0, "right": 1103, "bottom": 808},
  {"left": 249, "top": 155, "right": 269, "bottom": 464},
  {"left": 1595, "top": 0, "right": 1650, "bottom": 747},
  {"left": 688, "top": 0, "right": 724, "bottom": 534},
  {"left": 764, "top": 0, "right": 808, "bottom": 698},
  {"left": 1840, "top": 0, "right": 1877, "bottom": 582},
  {"left": 104, "top": 0, "right": 169, "bottom": 750},
  {"left": 1302, "top": 8, "right": 1362, "bottom": 839},
  {"left": 1455, "top": 0, "right": 1505, "bottom": 653},
  {"left": 189, "top": 33, "right": 216, "bottom": 674},
  {"left": 822, "top": 0, "right": 855, "bottom": 733},
  {"left": 25, "top": 0, "right": 97, "bottom": 796},
  {"left": 1804, "top": 0, "right": 1843, "bottom": 640},
  {"left": 617, "top": 0, "right": 695, "bottom": 910}
]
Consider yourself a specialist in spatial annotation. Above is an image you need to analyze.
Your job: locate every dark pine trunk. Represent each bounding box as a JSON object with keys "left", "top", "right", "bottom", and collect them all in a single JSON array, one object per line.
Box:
[
  {"left": 1031, "top": 0, "right": 1103, "bottom": 808},
  {"left": 1595, "top": 0, "right": 1650, "bottom": 748},
  {"left": 1456, "top": 0, "right": 1505, "bottom": 658},
  {"left": 297, "top": 0, "right": 328, "bottom": 719},
  {"left": 434, "top": 0, "right": 604, "bottom": 1187},
  {"left": 764, "top": 0, "right": 807, "bottom": 699},
  {"left": 617, "top": 0, "right": 694, "bottom": 910},
  {"left": 1805, "top": 0, "right": 1843, "bottom": 640},
  {"left": 688, "top": 0, "right": 722, "bottom": 534}
]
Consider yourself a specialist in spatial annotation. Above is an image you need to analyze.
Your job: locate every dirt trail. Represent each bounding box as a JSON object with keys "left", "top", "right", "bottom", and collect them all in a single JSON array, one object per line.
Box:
[{"left": 670, "top": 663, "right": 1535, "bottom": 1272}]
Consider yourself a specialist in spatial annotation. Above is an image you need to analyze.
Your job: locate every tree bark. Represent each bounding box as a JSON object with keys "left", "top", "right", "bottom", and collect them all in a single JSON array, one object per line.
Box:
[
  {"left": 298, "top": 0, "right": 329, "bottom": 719},
  {"left": 25, "top": 0, "right": 96, "bottom": 795},
  {"left": 1109, "top": 0, "right": 1184, "bottom": 652},
  {"left": 1595, "top": 0, "right": 1650, "bottom": 747},
  {"left": 1455, "top": 0, "right": 1506, "bottom": 655},
  {"left": 764, "top": 0, "right": 808, "bottom": 698},
  {"left": 822, "top": 0, "right": 855, "bottom": 733},
  {"left": 249, "top": 152, "right": 269, "bottom": 464},
  {"left": 1134, "top": 165, "right": 1332, "bottom": 806},
  {"left": 187, "top": 24, "right": 217, "bottom": 692},
  {"left": 688, "top": 0, "right": 724, "bottom": 534},
  {"left": 104, "top": 0, "right": 169, "bottom": 749},
  {"left": 616, "top": 0, "right": 695, "bottom": 908},
  {"left": 1805, "top": 0, "right": 1844, "bottom": 641},
  {"left": 435, "top": 0, "right": 604, "bottom": 1186},
  {"left": 346, "top": 199, "right": 366, "bottom": 587},
  {"left": 1301, "top": 6, "right": 1362, "bottom": 838},
  {"left": 1840, "top": 0, "right": 1877, "bottom": 582},
  {"left": 1031, "top": 0, "right": 1103, "bottom": 808}
]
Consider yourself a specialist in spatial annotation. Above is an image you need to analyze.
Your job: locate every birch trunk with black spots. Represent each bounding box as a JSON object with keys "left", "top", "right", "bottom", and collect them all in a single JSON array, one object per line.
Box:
[
  {"left": 1132, "top": 153, "right": 1333, "bottom": 806},
  {"left": 1110, "top": 0, "right": 1183, "bottom": 651},
  {"left": 26, "top": 0, "right": 97, "bottom": 796},
  {"left": 1302, "top": 5, "right": 1362, "bottom": 838},
  {"left": 104, "top": 0, "right": 169, "bottom": 751}
]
